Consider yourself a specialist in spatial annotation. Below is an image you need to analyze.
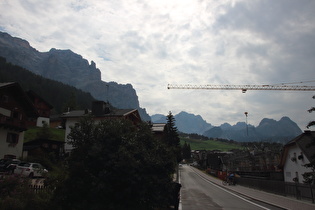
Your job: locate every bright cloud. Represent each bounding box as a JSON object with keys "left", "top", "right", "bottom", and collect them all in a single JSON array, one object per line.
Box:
[{"left": 0, "top": 0, "right": 315, "bottom": 130}]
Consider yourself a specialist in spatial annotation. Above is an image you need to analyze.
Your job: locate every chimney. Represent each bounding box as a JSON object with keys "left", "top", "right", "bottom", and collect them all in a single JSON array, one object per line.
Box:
[{"left": 92, "top": 101, "right": 110, "bottom": 116}]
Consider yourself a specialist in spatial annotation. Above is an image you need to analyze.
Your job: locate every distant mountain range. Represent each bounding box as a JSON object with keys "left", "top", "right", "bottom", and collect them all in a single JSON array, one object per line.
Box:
[
  {"left": 0, "top": 31, "right": 150, "bottom": 121},
  {"left": 152, "top": 112, "right": 302, "bottom": 143}
]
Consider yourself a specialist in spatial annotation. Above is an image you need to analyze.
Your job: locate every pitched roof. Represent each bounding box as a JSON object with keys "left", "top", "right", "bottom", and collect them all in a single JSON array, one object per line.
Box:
[
  {"left": 61, "top": 108, "right": 138, "bottom": 118},
  {"left": 151, "top": 123, "right": 166, "bottom": 132},
  {"left": 0, "top": 82, "right": 38, "bottom": 117},
  {"left": 279, "top": 131, "right": 315, "bottom": 168},
  {"left": 26, "top": 90, "right": 53, "bottom": 109},
  {"left": 290, "top": 131, "right": 315, "bottom": 162}
]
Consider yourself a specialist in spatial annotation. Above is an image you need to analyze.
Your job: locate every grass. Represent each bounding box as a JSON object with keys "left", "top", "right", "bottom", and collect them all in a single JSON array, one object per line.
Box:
[
  {"left": 180, "top": 137, "right": 243, "bottom": 151},
  {"left": 24, "top": 127, "right": 65, "bottom": 142}
]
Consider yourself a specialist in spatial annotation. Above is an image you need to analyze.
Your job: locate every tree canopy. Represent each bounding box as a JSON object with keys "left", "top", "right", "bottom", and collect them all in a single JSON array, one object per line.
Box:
[{"left": 53, "top": 117, "right": 177, "bottom": 210}]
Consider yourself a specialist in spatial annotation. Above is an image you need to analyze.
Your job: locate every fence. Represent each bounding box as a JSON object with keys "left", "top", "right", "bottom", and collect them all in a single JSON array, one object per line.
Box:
[
  {"left": 29, "top": 184, "right": 48, "bottom": 193},
  {"left": 29, "top": 178, "right": 48, "bottom": 193},
  {"left": 236, "top": 177, "right": 315, "bottom": 203}
]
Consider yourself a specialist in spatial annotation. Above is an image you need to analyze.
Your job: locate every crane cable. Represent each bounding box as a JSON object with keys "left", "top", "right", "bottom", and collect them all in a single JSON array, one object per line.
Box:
[{"left": 271, "top": 80, "right": 315, "bottom": 86}]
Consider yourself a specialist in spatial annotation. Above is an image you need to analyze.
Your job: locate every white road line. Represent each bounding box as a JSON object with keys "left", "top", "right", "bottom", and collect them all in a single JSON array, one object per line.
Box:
[{"left": 190, "top": 167, "right": 271, "bottom": 210}]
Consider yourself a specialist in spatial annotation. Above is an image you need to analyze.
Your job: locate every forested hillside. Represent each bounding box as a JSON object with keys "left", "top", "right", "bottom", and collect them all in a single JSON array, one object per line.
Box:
[
  {"left": 0, "top": 31, "right": 151, "bottom": 121},
  {"left": 0, "top": 56, "right": 96, "bottom": 114}
]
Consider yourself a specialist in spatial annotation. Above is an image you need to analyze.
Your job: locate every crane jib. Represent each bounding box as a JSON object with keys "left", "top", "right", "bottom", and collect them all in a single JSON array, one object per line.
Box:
[{"left": 167, "top": 84, "right": 315, "bottom": 91}]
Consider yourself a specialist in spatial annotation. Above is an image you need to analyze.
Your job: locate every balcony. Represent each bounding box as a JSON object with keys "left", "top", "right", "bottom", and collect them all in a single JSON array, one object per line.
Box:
[{"left": 0, "top": 115, "right": 27, "bottom": 132}]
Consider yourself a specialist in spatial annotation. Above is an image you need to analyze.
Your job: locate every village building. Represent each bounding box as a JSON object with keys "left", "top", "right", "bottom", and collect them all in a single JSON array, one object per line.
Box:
[
  {"left": 0, "top": 82, "right": 38, "bottom": 159},
  {"left": 151, "top": 123, "right": 166, "bottom": 140},
  {"left": 61, "top": 101, "right": 142, "bottom": 153},
  {"left": 279, "top": 130, "right": 315, "bottom": 184},
  {"left": 26, "top": 90, "right": 53, "bottom": 127}
]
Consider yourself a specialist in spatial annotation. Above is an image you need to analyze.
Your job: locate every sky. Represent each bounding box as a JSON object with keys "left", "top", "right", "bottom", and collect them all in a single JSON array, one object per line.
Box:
[{"left": 0, "top": 0, "right": 315, "bottom": 130}]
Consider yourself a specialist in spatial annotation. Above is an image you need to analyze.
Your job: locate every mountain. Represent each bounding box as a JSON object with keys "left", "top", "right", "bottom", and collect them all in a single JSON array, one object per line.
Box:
[
  {"left": 152, "top": 111, "right": 212, "bottom": 135},
  {"left": 0, "top": 56, "right": 96, "bottom": 113},
  {"left": 0, "top": 31, "right": 150, "bottom": 121},
  {"left": 152, "top": 112, "right": 302, "bottom": 143},
  {"left": 256, "top": 116, "right": 302, "bottom": 138},
  {"left": 204, "top": 117, "right": 302, "bottom": 143},
  {"left": 175, "top": 112, "right": 213, "bottom": 134},
  {"left": 151, "top": 114, "right": 166, "bottom": 123}
]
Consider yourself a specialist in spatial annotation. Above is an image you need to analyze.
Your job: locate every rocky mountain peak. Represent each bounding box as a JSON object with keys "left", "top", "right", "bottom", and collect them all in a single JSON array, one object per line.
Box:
[
  {"left": 152, "top": 112, "right": 302, "bottom": 143},
  {"left": 0, "top": 31, "right": 150, "bottom": 121},
  {"left": 0, "top": 32, "right": 32, "bottom": 49}
]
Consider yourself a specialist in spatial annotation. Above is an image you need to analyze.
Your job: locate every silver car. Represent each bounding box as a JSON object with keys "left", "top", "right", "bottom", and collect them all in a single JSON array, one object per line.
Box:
[{"left": 14, "top": 162, "right": 48, "bottom": 178}]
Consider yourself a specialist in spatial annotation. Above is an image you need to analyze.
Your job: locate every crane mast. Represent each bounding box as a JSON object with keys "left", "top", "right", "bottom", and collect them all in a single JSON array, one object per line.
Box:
[{"left": 167, "top": 84, "right": 315, "bottom": 93}]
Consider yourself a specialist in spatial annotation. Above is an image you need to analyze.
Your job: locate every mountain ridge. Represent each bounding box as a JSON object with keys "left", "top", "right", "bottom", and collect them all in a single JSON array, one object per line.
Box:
[
  {"left": 152, "top": 112, "right": 302, "bottom": 143},
  {"left": 0, "top": 31, "right": 150, "bottom": 121}
]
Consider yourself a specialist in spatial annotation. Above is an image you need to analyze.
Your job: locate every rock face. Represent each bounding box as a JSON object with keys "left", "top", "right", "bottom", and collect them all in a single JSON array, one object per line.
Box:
[
  {"left": 152, "top": 111, "right": 302, "bottom": 143},
  {"left": 151, "top": 112, "right": 213, "bottom": 135},
  {"left": 204, "top": 117, "right": 302, "bottom": 143},
  {"left": 0, "top": 31, "right": 150, "bottom": 121}
]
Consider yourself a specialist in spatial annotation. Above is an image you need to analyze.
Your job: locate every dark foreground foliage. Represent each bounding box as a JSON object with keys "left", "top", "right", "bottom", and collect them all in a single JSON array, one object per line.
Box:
[{"left": 52, "top": 117, "right": 178, "bottom": 210}]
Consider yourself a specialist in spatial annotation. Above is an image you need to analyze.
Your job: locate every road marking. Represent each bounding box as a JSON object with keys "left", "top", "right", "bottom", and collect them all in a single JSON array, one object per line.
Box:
[{"left": 189, "top": 167, "right": 271, "bottom": 210}]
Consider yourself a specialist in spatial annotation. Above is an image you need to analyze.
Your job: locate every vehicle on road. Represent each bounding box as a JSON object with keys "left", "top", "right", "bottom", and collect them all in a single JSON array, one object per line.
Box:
[
  {"left": 0, "top": 159, "right": 21, "bottom": 174},
  {"left": 14, "top": 162, "right": 48, "bottom": 178}
]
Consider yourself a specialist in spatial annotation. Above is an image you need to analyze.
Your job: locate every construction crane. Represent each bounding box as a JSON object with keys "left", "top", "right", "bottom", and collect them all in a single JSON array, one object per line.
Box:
[
  {"left": 167, "top": 84, "right": 315, "bottom": 93},
  {"left": 167, "top": 83, "right": 315, "bottom": 136}
]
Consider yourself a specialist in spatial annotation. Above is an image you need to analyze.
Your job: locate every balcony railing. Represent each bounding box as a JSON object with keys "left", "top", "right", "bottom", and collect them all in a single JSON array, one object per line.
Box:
[{"left": 0, "top": 115, "right": 27, "bottom": 131}]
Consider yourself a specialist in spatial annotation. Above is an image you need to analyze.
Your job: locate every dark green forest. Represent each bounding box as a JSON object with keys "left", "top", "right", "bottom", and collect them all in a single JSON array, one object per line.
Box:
[{"left": 0, "top": 56, "right": 96, "bottom": 114}]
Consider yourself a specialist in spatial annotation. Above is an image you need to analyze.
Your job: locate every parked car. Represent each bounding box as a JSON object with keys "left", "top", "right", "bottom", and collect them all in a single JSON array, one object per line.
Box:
[
  {"left": 0, "top": 159, "right": 21, "bottom": 174},
  {"left": 14, "top": 162, "right": 48, "bottom": 178}
]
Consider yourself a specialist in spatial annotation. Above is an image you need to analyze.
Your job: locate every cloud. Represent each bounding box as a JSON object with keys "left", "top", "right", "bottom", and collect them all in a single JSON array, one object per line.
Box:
[{"left": 0, "top": 0, "right": 314, "bottom": 130}]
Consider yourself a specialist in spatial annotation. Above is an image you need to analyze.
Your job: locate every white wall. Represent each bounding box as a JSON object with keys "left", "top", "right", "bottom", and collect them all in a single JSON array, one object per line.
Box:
[
  {"left": 36, "top": 117, "right": 50, "bottom": 127},
  {"left": 64, "top": 118, "right": 78, "bottom": 153},
  {"left": 0, "top": 128, "right": 24, "bottom": 159},
  {"left": 283, "top": 144, "right": 310, "bottom": 183},
  {"left": 64, "top": 117, "right": 104, "bottom": 153}
]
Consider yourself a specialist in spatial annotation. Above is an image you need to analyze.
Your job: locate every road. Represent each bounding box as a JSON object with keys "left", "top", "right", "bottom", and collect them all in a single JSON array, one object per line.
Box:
[{"left": 179, "top": 165, "right": 284, "bottom": 210}]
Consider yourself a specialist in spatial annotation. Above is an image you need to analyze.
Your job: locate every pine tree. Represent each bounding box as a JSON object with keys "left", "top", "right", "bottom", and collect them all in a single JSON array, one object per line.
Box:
[
  {"left": 182, "top": 141, "right": 192, "bottom": 161},
  {"left": 164, "top": 111, "right": 182, "bottom": 163}
]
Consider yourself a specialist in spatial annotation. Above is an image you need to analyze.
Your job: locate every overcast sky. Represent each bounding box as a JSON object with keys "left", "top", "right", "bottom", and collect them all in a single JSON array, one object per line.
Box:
[{"left": 1, "top": 0, "right": 315, "bottom": 130}]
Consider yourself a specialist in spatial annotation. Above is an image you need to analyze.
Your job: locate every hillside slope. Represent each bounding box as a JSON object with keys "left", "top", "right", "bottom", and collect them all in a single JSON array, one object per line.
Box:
[{"left": 0, "top": 31, "right": 150, "bottom": 121}]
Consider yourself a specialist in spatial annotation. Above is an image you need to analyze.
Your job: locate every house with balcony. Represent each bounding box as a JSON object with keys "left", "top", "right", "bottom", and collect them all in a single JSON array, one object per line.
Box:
[
  {"left": 61, "top": 101, "right": 142, "bottom": 153},
  {"left": 279, "top": 130, "right": 315, "bottom": 183},
  {"left": 0, "top": 82, "right": 38, "bottom": 159},
  {"left": 26, "top": 90, "right": 53, "bottom": 127}
]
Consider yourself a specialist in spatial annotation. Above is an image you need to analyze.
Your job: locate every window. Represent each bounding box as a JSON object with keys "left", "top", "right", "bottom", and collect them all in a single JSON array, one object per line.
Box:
[{"left": 6, "top": 133, "right": 19, "bottom": 146}]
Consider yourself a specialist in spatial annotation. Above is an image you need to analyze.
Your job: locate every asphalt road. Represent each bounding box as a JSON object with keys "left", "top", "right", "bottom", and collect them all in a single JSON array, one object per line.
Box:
[{"left": 179, "top": 165, "right": 283, "bottom": 210}]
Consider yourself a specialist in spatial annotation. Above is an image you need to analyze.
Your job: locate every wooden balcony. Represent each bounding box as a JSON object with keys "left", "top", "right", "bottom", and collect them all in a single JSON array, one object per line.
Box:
[{"left": 0, "top": 115, "right": 27, "bottom": 132}]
